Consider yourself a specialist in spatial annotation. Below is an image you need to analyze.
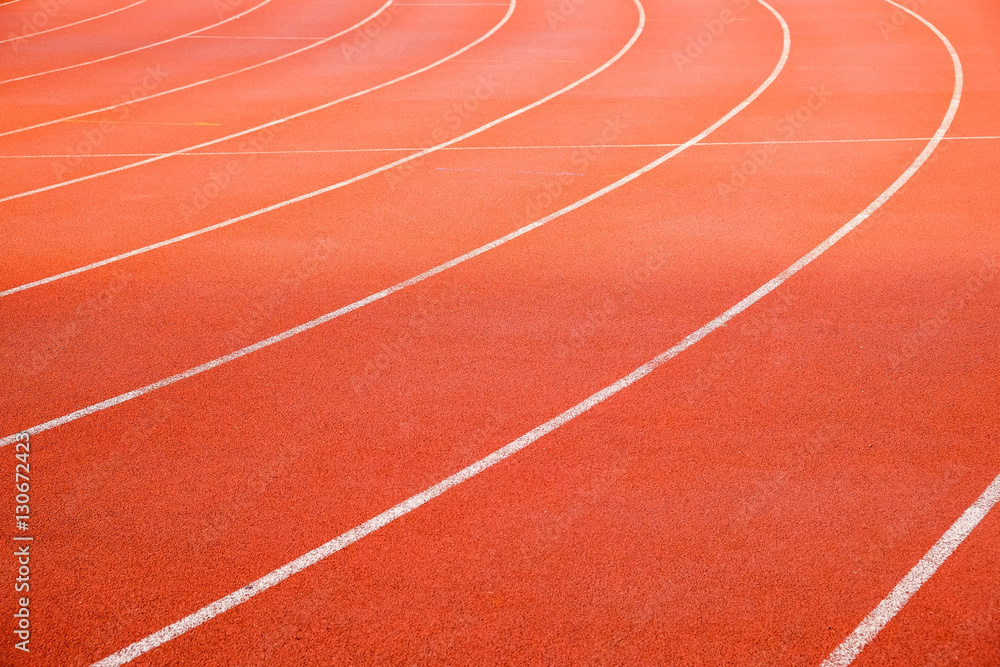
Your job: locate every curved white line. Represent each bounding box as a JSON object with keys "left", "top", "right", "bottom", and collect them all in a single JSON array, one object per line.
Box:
[
  {"left": 0, "top": 0, "right": 149, "bottom": 46},
  {"left": 818, "top": 8, "right": 964, "bottom": 664},
  {"left": 826, "top": 473, "right": 1000, "bottom": 665},
  {"left": 92, "top": 0, "right": 963, "bottom": 658},
  {"left": 2, "top": 0, "right": 633, "bottom": 293},
  {"left": 0, "top": 0, "right": 514, "bottom": 205},
  {"left": 0, "top": 0, "right": 394, "bottom": 138},
  {"left": 0, "top": 0, "right": 633, "bottom": 415},
  {"left": 0, "top": 0, "right": 274, "bottom": 85},
  {"left": 80, "top": 5, "right": 788, "bottom": 662},
  {"left": 0, "top": 0, "right": 782, "bottom": 443}
]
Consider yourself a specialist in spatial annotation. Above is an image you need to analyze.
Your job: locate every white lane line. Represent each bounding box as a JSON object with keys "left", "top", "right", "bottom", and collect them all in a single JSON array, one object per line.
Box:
[
  {"left": 0, "top": 0, "right": 771, "bottom": 443},
  {"left": 0, "top": 0, "right": 512, "bottom": 205},
  {"left": 0, "top": 0, "right": 149, "bottom": 45},
  {"left": 86, "top": 2, "right": 785, "bottom": 663},
  {"left": 818, "top": 0, "right": 968, "bottom": 664},
  {"left": 0, "top": 1, "right": 394, "bottom": 138},
  {"left": 93, "top": 0, "right": 964, "bottom": 661},
  {"left": 0, "top": 0, "right": 642, "bottom": 295},
  {"left": 183, "top": 35, "right": 326, "bottom": 40},
  {"left": 0, "top": 0, "right": 644, "bottom": 410},
  {"left": 821, "top": 474, "right": 1000, "bottom": 667},
  {"left": 0, "top": 0, "right": 784, "bottom": 438},
  {"left": 1, "top": 135, "right": 995, "bottom": 159},
  {"left": 0, "top": 0, "right": 274, "bottom": 85}
]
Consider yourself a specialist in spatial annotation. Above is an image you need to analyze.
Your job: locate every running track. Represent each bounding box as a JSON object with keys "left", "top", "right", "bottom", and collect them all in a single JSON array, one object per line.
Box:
[{"left": 1, "top": 0, "right": 998, "bottom": 663}]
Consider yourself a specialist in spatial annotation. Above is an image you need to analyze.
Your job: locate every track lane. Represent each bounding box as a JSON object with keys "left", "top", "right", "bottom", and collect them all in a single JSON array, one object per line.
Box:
[
  {"left": 849, "top": 502, "right": 1000, "bottom": 666},
  {"left": 1, "top": 0, "right": 779, "bottom": 453},
  {"left": 0, "top": 0, "right": 139, "bottom": 36},
  {"left": 0, "top": 0, "right": 150, "bottom": 47},
  {"left": 0, "top": 0, "right": 947, "bottom": 454},
  {"left": 0, "top": 0, "right": 790, "bottom": 662},
  {"left": 808, "top": 0, "right": 1000, "bottom": 662},
  {"left": 0, "top": 0, "right": 275, "bottom": 84},
  {"left": 0, "top": 0, "right": 653, "bottom": 298},
  {"left": 75, "top": 0, "right": 984, "bottom": 663},
  {"left": 2, "top": 0, "right": 538, "bottom": 433},
  {"left": 0, "top": 3, "right": 513, "bottom": 198},
  {"left": 0, "top": 0, "right": 391, "bottom": 136},
  {"left": 122, "top": 1, "right": 980, "bottom": 663},
  {"left": 1, "top": 0, "right": 994, "bottom": 664}
]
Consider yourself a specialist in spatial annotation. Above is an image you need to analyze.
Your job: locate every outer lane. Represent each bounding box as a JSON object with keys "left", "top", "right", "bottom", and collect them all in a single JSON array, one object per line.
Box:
[{"left": 0, "top": 0, "right": 388, "bottom": 135}]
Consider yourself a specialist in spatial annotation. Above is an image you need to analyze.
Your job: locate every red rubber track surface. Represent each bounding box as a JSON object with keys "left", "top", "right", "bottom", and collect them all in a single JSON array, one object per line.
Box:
[{"left": 1, "top": 0, "right": 998, "bottom": 664}]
